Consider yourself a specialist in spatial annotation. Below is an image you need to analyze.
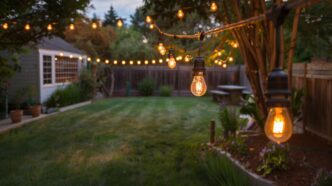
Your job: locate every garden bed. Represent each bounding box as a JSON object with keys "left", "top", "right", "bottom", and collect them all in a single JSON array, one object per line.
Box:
[{"left": 217, "top": 133, "right": 332, "bottom": 186}]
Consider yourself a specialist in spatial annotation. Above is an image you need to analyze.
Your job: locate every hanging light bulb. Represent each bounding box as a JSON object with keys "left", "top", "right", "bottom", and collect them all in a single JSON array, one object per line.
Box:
[
  {"left": 232, "top": 42, "right": 239, "bottom": 48},
  {"left": 144, "top": 60, "right": 148, "bottom": 65},
  {"left": 117, "top": 19, "right": 123, "bottom": 28},
  {"left": 59, "top": 53, "right": 64, "bottom": 57},
  {"left": 228, "top": 56, "right": 234, "bottom": 62},
  {"left": 158, "top": 43, "right": 166, "bottom": 56},
  {"left": 222, "top": 63, "right": 227, "bottom": 68},
  {"left": 69, "top": 23, "right": 75, "bottom": 30},
  {"left": 24, "top": 23, "right": 31, "bottom": 31},
  {"left": 122, "top": 60, "right": 126, "bottom": 65},
  {"left": 149, "top": 24, "right": 154, "bottom": 30},
  {"left": 166, "top": 58, "right": 169, "bottom": 62},
  {"left": 210, "top": 2, "right": 218, "bottom": 12},
  {"left": 159, "top": 59, "right": 163, "bottom": 63},
  {"left": 137, "top": 60, "right": 141, "bottom": 65},
  {"left": 265, "top": 68, "right": 293, "bottom": 144},
  {"left": 47, "top": 24, "right": 53, "bottom": 31},
  {"left": 114, "top": 60, "right": 118, "bottom": 64},
  {"left": 168, "top": 49, "right": 176, "bottom": 69},
  {"left": 69, "top": 55, "right": 73, "bottom": 59},
  {"left": 217, "top": 51, "right": 222, "bottom": 56},
  {"left": 146, "top": 16, "right": 152, "bottom": 23},
  {"left": 2, "top": 23, "right": 8, "bottom": 30},
  {"left": 92, "top": 22, "right": 98, "bottom": 29},
  {"left": 79, "top": 56, "right": 83, "bottom": 60},
  {"left": 130, "top": 60, "right": 134, "bottom": 65},
  {"left": 105, "top": 59, "right": 109, "bottom": 64},
  {"left": 190, "top": 57, "right": 207, "bottom": 97},
  {"left": 176, "top": 55, "right": 183, "bottom": 61},
  {"left": 87, "top": 57, "right": 92, "bottom": 62},
  {"left": 177, "top": 9, "right": 184, "bottom": 19},
  {"left": 96, "top": 58, "right": 100, "bottom": 63},
  {"left": 184, "top": 55, "right": 191, "bottom": 62},
  {"left": 152, "top": 60, "right": 156, "bottom": 64}
]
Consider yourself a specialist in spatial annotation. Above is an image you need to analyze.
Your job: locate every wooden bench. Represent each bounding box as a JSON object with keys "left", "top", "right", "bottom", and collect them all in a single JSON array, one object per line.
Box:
[{"left": 210, "top": 90, "right": 229, "bottom": 102}]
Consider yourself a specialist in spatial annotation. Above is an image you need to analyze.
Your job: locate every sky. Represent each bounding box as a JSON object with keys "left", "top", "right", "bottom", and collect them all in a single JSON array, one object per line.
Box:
[{"left": 88, "top": 0, "right": 144, "bottom": 23}]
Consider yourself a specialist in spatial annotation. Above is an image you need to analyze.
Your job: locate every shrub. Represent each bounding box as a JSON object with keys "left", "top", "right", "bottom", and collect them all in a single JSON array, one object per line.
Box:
[
  {"left": 312, "top": 169, "right": 332, "bottom": 186},
  {"left": 138, "top": 77, "right": 155, "bottom": 96},
  {"left": 45, "top": 84, "right": 83, "bottom": 108},
  {"left": 79, "top": 69, "right": 96, "bottom": 100},
  {"left": 159, "top": 85, "right": 172, "bottom": 97},
  {"left": 257, "top": 142, "right": 289, "bottom": 176},
  {"left": 240, "top": 95, "right": 264, "bottom": 129},
  {"left": 203, "top": 151, "right": 251, "bottom": 186},
  {"left": 219, "top": 106, "right": 246, "bottom": 138}
]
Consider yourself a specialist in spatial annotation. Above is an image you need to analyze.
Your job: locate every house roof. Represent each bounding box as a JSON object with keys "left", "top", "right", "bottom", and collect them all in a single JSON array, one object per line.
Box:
[{"left": 37, "top": 37, "right": 85, "bottom": 55}]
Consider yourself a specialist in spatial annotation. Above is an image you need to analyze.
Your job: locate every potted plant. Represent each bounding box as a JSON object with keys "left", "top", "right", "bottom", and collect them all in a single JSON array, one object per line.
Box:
[
  {"left": 26, "top": 85, "right": 41, "bottom": 117},
  {"left": 10, "top": 89, "right": 25, "bottom": 123}
]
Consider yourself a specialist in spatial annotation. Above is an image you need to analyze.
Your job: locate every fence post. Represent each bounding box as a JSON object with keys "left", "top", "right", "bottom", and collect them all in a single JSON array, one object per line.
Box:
[{"left": 210, "top": 120, "right": 216, "bottom": 144}]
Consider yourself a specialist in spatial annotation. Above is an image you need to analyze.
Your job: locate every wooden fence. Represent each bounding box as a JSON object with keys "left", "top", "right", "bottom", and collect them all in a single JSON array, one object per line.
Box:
[
  {"left": 292, "top": 62, "right": 332, "bottom": 142},
  {"left": 112, "top": 64, "right": 250, "bottom": 96}
]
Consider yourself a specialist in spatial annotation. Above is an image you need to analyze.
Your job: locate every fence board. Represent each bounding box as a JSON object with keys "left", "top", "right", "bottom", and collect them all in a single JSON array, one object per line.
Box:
[{"left": 292, "top": 62, "right": 332, "bottom": 142}]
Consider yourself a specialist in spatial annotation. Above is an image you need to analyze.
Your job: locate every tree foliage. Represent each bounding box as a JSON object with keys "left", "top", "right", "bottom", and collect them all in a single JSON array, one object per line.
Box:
[{"left": 103, "top": 6, "right": 119, "bottom": 27}]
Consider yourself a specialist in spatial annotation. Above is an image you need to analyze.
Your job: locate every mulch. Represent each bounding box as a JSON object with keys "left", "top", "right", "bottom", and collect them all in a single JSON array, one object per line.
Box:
[{"left": 219, "top": 133, "right": 332, "bottom": 186}]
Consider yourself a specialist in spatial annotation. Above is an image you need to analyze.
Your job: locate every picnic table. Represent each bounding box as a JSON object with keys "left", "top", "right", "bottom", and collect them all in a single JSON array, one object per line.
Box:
[{"left": 217, "top": 85, "right": 246, "bottom": 105}]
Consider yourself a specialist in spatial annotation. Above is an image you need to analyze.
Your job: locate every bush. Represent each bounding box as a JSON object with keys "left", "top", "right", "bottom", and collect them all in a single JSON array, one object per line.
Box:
[
  {"left": 312, "top": 169, "right": 332, "bottom": 186},
  {"left": 79, "top": 69, "right": 96, "bottom": 100},
  {"left": 159, "top": 85, "right": 172, "bottom": 97},
  {"left": 45, "top": 84, "right": 83, "bottom": 108},
  {"left": 138, "top": 77, "right": 155, "bottom": 96},
  {"left": 240, "top": 95, "right": 264, "bottom": 129},
  {"left": 219, "top": 106, "right": 246, "bottom": 138},
  {"left": 257, "top": 142, "right": 289, "bottom": 176}
]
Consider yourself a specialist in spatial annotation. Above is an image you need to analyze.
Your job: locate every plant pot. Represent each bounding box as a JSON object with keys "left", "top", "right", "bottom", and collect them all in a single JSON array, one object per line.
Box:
[
  {"left": 30, "top": 105, "right": 41, "bottom": 117},
  {"left": 10, "top": 110, "right": 23, "bottom": 123}
]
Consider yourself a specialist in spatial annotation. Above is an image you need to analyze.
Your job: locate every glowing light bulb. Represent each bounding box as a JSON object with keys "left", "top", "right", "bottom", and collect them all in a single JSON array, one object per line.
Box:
[
  {"left": 265, "top": 107, "right": 292, "bottom": 144},
  {"left": 232, "top": 42, "right": 239, "bottom": 48},
  {"left": 96, "top": 58, "right": 100, "bottom": 63},
  {"left": 210, "top": 2, "right": 218, "bottom": 12},
  {"left": 166, "top": 58, "right": 169, "bottom": 62},
  {"left": 158, "top": 43, "right": 166, "bottom": 56},
  {"left": 122, "top": 60, "right": 126, "bottom": 65},
  {"left": 218, "top": 51, "right": 222, "bottom": 56},
  {"left": 114, "top": 60, "right": 118, "bottom": 64},
  {"left": 190, "top": 72, "right": 207, "bottom": 96},
  {"left": 117, "top": 19, "right": 123, "bottom": 28},
  {"left": 47, "top": 24, "right": 53, "bottom": 31},
  {"left": 159, "top": 59, "right": 163, "bottom": 63},
  {"left": 144, "top": 60, "right": 148, "bottom": 65},
  {"left": 92, "top": 22, "right": 98, "bottom": 29},
  {"left": 149, "top": 24, "right": 154, "bottom": 29},
  {"left": 184, "top": 55, "right": 191, "bottom": 62},
  {"left": 146, "top": 16, "right": 152, "bottom": 23},
  {"left": 177, "top": 9, "right": 184, "bottom": 19},
  {"left": 168, "top": 56, "right": 176, "bottom": 69},
  {"left": 69, "top": 23, "right": 75, "bottom": 30},
  {"left": 152, "top": 60, "right": 156, "bottom": 64},
  {"left": 222, "top": 63, "right": 227, "bottom": 68},
  {"left": 79, "top": 56, "right": 83, "bottom": 60},
  {"left": 214, "top": 60, "right": 218, "bottom": 64},
  {"left": 137, "top": 60, "right": 141, "bottom": 65},
  {"left": 69, "top": 55, "right": 73, "bottom": 59},
  {"left": 87, "top": 57, "right": 91, "bottom": 62},
  {"left": 25, "top": 23, "right": 31, "bottom": 31},
  {"left": 228, "top": 57, "right": 234, "bottom": 62},
  {"left": 105, "top": 59, "right": 109, "bottom": 64},
  {"left": 2, "top": 23, "right": 8, "bottom": 30},
  {"left": 176, "top": 56, "right": 182, "bottom": 61},
  {"left": 60, "top": 53, "right": 64, "bottom": 57},
  {"left": 130, "top": 60, "right": 133, "bottom": 65}
]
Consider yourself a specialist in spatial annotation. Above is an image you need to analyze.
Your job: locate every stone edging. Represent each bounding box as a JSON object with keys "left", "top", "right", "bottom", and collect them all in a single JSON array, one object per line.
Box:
[{"left": 212, "top": 145, "right": 276, "bottom": 186}]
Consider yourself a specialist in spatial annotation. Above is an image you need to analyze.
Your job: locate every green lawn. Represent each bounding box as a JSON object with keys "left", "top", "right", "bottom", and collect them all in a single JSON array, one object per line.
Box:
[{"left": 0, "top": 97, "right": 220, "bottom": 186}]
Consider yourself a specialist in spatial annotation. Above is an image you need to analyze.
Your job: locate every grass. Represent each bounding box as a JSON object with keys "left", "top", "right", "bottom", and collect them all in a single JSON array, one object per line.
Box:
[{"left": 0, "top": 97, "right": 224, "bottom": 186}]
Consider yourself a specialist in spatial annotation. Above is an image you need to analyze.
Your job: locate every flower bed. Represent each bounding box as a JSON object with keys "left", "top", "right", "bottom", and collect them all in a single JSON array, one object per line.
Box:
[{"left": 216, "top": 133, "right": 332, "bottom": 186}]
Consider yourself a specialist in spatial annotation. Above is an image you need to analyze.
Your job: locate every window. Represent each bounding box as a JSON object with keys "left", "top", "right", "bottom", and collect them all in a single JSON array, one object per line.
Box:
[
  {"left": 43, "top": 55, "right": 52, "bottom": 84},
  {"left": 55, "top": 56, "right": 79, "bottom": 83}
]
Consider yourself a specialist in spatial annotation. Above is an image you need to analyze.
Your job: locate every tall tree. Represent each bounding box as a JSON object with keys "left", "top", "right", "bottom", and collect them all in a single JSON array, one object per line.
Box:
[{"left": 103, "top": 5, "right": 118, "bottom": 27}]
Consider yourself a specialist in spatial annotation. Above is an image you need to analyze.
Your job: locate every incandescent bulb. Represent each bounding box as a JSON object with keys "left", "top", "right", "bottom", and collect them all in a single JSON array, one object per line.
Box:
[
  {"left": 69, "top": 23, "right": 75, "bottom": 30},
  {"left": 117, "top": 19, "right": 123, "bottom": 28},
  {"left": 149, "top": 24, "right": 154, "bottom": 29},
  {"left": 146, "top": 16, "right": 152, "bottom": 23},
  {"left": 168, "top": 56, "right": 176, "bottom": 69},
  {"left": 47, "top": 24, "right": 53, "bottom": 31},
  {"left": 264, "top": 107, "right": 292, "bottom": 144},
  {"left": 2, "top": 23, "right": 8, "bottom": 30},
  {"left": 177, "top": 9, "right": 184, "bottom": 19},
  {"left": 25, "top": 23, "right": 31, "bottom": 31},
  {"left": 190, "top": 72, "right": 207, "bottom": 96},
  {"left": 210, "top": 2, "right": 218, "bottom": 12},
  {"left": 92, "top": 22, "right": 98, "bottom": 29}
]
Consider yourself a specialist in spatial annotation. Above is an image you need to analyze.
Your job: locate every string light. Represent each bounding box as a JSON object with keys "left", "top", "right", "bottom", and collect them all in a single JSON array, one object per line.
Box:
[
  {"left": 217, "top": 51, "right": 222, "bottom": 56},
  {"left": 158, "top": 43, "right": 166, "bottom": 56},
  {"left": 222, "top": 63, "right": 227, "bottom": 68},
  {"left": 228, "top": 57, "right": 234, "bottom": 62},
  {"left": 2, "top": 23, "right": 8, "bottom": 30},
  {"left": 87, "top": 57, "right": 91, "bottom": 62},
  {"left": 137, "top": 60, "right": 141, "bottom": 65},
  {"left": 105, "top": 59, "right": 109, "bottom": 64},
  {"left": 232, "top": 42, "right": 239, "bottom": 48},
  {"left": 79, "top": 56, "right": 83, "bottom": 60},
  {"left": 60, "top": 53, "right": 64, "bottom": 57},
  {"left": 69, "top": 55, "right": 73, "bottom": 59},
  {"left": 114, "top": 60, "right": 118, "bottom": 64},
  {"left": 159, "top": 59, "right": 163, "bottom": 63},
  {"left": 210, "top": 2, "right": 218, "bottom": 12},
  {"left": 149, "top": 24, "right": 154, "bottom": 29},
  {"left": 166, "top": 58, "right": 169, "bottom": 62},
  {"left": 214, "top": 59, "right": 219, "bottom": 64},
  {"left": 184, "top": 55, "right": 191, "bottom": 62},
  {"left": 152, "top": 60, "right": 156, "bottom": 64},
  {"left": 176, "top": 56, "right": 183, "bottom": 61},
  {"left": 177, "top": 9, "right": 184, "bottom": 19},
  {"left": 144, "top": 60, "right": 148, "bottom": 65},
  {"left": 47, "top": 24, "right": 53, "bottom": 31},
  {"left": 24, "top": 23, "right": 31, "bottom": 31},
  {"left": 96, "top": 58, "right": 100, "bottom": 63},
  {"left": 130, "top": 60, "right": 134, "bottom": 65},
  {"left": 69, "top": 23, "right": 75, "bottom": 30},
  {"left": 122, "top": 60, "right": 126, "bottom": 65},
  {"left": 92, "top": 22, "right": 98, "bottom": 29},
  {"left": 191, "top": 57, "right": 207, "bottom": 97},
  {"left": 146, "top": 16, "right": 152, "bottom": 23},
  {"left": 117, "top": 19, "right": 123, "bottom": 28}
]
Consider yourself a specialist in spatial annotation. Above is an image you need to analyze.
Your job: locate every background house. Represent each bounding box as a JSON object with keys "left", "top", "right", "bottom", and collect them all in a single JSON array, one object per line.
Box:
[{"left": 7, "top": 37, "right": 86, "bottom": 104}]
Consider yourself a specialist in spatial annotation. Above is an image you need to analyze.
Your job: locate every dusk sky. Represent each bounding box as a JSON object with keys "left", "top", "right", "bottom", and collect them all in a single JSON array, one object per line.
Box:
[{"left": 88, "top": 0, "right": 144, "bottom": 23}]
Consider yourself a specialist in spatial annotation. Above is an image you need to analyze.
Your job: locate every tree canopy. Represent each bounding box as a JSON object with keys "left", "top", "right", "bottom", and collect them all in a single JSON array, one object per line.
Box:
[{"left": 103, "top": 6, "right": 119, "bottom": 27}]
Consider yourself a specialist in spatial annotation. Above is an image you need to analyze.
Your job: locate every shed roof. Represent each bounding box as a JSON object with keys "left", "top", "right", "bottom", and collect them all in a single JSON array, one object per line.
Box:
[{"left": 37, "top": 37, "right": 85, "bottom": 55}]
